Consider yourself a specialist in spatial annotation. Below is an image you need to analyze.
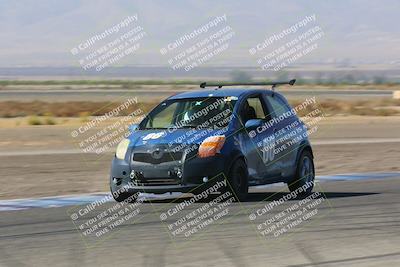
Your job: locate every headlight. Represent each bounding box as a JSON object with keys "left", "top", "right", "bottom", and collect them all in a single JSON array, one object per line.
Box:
[
  {"left": 198, "top": 135, "right": 225, "bottom": 158},
  {"left": 116, "top": 138, "right": 130, "bottom": 159}
]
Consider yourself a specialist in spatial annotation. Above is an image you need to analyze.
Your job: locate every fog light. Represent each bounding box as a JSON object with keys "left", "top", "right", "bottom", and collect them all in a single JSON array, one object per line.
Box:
[
  {"left": 130, "top": 170, "right": 136, "bottom": 180},
  {"left": 176, "top": 168, "right": 183, "bottom": 179},
  {"left": 203, "top": 176, "right": 208, "bottom": 183},
  {"left": 112, "top": 177, "right": 122, "bottom": 186}
]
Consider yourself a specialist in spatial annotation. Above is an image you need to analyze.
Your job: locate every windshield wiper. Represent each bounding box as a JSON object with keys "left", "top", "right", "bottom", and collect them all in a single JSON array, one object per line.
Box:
[{"left": 175, "top": 125, "right": 198, "bottom": 129}]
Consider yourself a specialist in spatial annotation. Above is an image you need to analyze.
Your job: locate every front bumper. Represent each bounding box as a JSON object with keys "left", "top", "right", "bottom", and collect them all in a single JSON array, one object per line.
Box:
[{"left": 110, "top": 154, "right": 226, "bottom": 194}]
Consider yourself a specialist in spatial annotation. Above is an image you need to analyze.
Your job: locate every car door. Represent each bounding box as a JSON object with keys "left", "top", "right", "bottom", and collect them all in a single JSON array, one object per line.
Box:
[
  {"left": 238, "top": 94, "right": 281, "bottom": 183},
  {"left": 264, "top": 93, "right": 300, "bottom": 179}
]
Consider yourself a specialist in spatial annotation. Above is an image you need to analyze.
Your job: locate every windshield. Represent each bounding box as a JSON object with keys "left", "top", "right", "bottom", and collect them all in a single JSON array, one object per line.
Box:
[{"left": 143, "top": 97, "right": 237, "bottom": 130}]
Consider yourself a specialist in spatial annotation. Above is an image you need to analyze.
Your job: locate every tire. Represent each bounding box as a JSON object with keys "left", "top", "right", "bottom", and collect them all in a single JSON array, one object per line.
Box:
[
  {"left": 288, "top": 150, "right": 315, "bottom": 196},
  {"left": 226, "top": 159, "right": 249, "bottom": 201}
]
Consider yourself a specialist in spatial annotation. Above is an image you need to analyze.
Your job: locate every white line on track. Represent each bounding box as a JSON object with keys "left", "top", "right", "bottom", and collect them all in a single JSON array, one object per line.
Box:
[
  {"left": 0, "top": 172, "right": 399, "bottom": 211},
  {"left": 313, "top": 138, "right": 400, "bottom": 145}
]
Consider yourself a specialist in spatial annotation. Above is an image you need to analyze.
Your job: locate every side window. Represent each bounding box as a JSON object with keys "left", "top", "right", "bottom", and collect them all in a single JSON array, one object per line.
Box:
[
  {"left": 266, "top": 95, "right": 291, "bottom": 118},
  {"left": 247, "top": 97, "right": 266, "bottom": 119},
  {"left": 240, "top": 96, "right": 268, "bottom": 123}
]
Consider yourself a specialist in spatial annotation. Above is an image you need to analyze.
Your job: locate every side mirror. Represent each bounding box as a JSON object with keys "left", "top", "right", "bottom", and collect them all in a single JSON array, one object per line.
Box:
[
  {"left": 129, "top": 124, "right": 139, "bottom": 132},
  {"left": 244, "top": 119, "right": 263, "bottom": 130}
]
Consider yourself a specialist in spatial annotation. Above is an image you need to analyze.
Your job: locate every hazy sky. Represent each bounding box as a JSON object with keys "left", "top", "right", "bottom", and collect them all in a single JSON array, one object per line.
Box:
[{"left": 1, "top": 0, "right": 399, "bottom": 67}]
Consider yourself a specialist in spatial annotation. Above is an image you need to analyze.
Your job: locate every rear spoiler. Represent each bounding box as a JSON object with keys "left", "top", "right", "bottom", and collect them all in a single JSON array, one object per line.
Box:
[{"left": 200, "top": 79, "right": 296, "bottom": 89}]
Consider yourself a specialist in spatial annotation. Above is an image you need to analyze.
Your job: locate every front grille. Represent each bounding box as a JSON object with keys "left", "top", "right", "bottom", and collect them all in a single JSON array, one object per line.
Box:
[
  {"left": 133, "top": 177, "right": 180, "bottom": 186},
  {"left": 133, "top": 152, "right": 183, "bottom": 164}
]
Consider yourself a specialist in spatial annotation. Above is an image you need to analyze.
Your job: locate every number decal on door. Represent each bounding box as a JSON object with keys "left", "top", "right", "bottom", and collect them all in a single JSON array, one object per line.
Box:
[{"left": 262, "top": 135, "right": 275, "bottom": 163}]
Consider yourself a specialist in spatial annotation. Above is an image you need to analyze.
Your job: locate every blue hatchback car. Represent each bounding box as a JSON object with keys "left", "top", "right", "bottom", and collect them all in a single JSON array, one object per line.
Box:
[{"left": 110, "top": 80, "right": 315, "bottom": 202}]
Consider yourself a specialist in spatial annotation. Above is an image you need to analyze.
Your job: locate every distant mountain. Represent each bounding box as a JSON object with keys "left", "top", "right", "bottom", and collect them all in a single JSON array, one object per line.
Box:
[{"left": 0, "top": 0, "right": 399, "bottom": 67}]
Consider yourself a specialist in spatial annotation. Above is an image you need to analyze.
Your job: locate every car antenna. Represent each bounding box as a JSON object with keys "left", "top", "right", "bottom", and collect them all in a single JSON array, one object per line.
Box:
[{"left": 271, "top": 84, "right": 276, "bottom": 96}]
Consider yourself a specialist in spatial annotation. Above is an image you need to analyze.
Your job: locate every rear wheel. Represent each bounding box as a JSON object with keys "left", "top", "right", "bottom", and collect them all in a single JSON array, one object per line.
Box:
[
  {"left": 226, "top": 159, "right": 249, "bottom": 201},
  {"left": 288, "top": 150, "right": 315, "bottom": 196}
]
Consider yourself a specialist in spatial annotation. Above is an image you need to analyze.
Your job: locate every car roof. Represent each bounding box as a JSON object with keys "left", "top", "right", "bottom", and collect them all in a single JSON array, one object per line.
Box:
[{"left": 169, "top": 88, "right": 275, "bottom": 100}]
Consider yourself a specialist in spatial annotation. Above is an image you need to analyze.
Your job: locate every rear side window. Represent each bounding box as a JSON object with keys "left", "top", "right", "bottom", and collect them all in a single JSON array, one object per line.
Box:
[
  {"left": 247, "top": 97, "right": 266, "bottom": 119},
  {"left": 266, "top": 95, "right": 292, "bottom": 118},
  {"left": 240, "top": 95, "right": 269, "bottom": 123}
]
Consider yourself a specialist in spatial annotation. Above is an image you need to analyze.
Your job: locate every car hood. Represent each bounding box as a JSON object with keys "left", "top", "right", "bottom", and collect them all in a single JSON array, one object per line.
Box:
[{"left": 127, "top": 128, "right": 225, "bottom": 147}]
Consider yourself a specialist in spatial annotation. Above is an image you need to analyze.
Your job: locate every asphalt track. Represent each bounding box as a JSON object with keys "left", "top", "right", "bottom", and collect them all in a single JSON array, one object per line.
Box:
[
  {"left": 0, "top": 126, "right": 399, "bottom": 266},
  {"left": 1, "top": 173, "right": 400, "bottom": 266}
]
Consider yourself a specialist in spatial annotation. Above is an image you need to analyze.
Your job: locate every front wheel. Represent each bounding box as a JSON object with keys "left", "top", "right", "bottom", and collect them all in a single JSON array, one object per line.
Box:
[
  {"left": 226, "top": 159, "right": 249, "bottom": 201},
  {"left": 288, "top": 150, "right": 315, "bottom": 196}
]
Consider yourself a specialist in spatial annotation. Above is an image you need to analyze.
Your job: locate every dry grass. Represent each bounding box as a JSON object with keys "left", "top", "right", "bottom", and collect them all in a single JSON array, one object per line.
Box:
[
  {"left": 27, "top": 116, "right": 42, "bottom": 125},
  {"left": 0, "top": 99, "right": 399, "bottom": 119},
  {"left": 289, "top": 98, "right": 400, "bottom": 116},
  {"left": 27, "top": 115, "right": 57, "bottom": 125},
  {"left": 0, "top": 101, "right": 158, "bottom": 118}
]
